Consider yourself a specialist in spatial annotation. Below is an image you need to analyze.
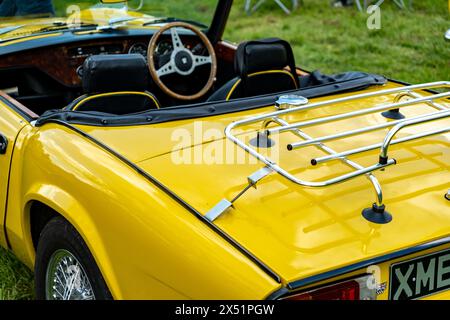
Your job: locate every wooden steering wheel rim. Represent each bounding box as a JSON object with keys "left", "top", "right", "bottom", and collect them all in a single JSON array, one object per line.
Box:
[{"left": 147, "top": 22, "right": 217, "bottom": 101}]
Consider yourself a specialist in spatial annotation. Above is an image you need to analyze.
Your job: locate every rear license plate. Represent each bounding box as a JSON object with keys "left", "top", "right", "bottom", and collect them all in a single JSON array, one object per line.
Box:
[{"left": 389, "top": 248, "right": 450, "bottom": 300}]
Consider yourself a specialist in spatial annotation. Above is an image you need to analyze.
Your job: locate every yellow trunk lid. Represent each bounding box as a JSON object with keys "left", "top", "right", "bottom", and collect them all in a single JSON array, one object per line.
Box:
[{"left": 77, "top": 82, "right": 450, "bottom": 283}]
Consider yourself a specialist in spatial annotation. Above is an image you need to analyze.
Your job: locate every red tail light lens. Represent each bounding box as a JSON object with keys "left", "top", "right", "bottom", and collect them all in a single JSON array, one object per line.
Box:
[{"left": 283, "top": 275, "right": 377, "bottom": 300}]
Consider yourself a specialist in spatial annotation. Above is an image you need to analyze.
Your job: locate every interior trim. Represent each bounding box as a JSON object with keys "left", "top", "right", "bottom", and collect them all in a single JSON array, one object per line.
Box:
[{"left": 0, "top": 91, "right": 38, "bottom": 120}]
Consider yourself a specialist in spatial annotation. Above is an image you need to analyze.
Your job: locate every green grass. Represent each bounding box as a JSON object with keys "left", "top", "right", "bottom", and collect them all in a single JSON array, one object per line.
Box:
[
  {"left": 0, "top": 247, "right": 33, "bottom": 300},
  {"left": 224, "top": 0, "right": 449, "bottom": 83},
  {"left": 0, "top": 0, "right": 448, "bottom": 300}
]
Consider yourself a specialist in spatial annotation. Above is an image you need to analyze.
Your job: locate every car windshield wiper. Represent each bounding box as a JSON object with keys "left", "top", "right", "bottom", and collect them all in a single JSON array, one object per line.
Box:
[
  {"left": 0, "top": 22, "right": 98, "bottom": 37},
  {"left": 37, "top": 22, "right": 99, "bottom": 33},
  {"left": 0, "top": 25, "right": 25, "bottom": 36},
  {"left": 0, "top": 22, "right": 99, "bottom": 43},
  {"left": 37, "top": 17, "right": 141, "bottom": 33},
  {"left": 143, "top": 17, "right": 207, "bottom": 29},
  {"left": 95, "top": 16, "right": 140, "bottom": 31}
]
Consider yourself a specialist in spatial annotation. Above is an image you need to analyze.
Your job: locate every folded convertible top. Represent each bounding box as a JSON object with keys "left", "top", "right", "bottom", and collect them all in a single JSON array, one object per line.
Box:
[{"left": 36, "top": 71, "right": 387, "bottom": 127}]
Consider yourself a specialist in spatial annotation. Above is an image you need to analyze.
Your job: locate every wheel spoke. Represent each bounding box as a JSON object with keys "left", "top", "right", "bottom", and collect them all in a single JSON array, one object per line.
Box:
[
  {"left": 64, "top": 266, "right": 80, "bottom": 300},
  {"left": 193, "top": 55, "right": 212, "bottom": 67},
  {"left": 170, "top": 28, "right": 184, "bottom": 50},
  {"left": 157, "top": 61, "right": 176, "bottom": 77},
  {"left": 57, "top": 264, "right": 68, "bottom": 282},
  {"left": 46, "top": 249, "right": 95, "bottom": 300},
  {"left": 53, "top": 287, "right": 64, "bottom": 299}
]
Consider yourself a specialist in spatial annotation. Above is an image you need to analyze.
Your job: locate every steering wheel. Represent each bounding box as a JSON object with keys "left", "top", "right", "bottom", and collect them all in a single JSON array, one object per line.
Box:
[{"left": 147, "top": 22, "right": 217, "bottom": 101}]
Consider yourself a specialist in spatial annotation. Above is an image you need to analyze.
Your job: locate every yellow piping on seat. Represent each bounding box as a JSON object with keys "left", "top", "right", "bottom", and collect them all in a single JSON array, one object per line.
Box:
[
  {"left": 225, "top": 70, "right": 298, "bottom": 101},
  {"left": 72, "top": 91, "right": 160, "bottom": 111}
]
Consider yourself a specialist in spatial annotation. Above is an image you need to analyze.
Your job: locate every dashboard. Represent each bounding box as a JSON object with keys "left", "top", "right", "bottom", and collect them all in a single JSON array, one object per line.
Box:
[
  {"left": 0, "top": 34, "right": 236, "bottom": 114},
  {"left": 0, "top": 35, "right": 203, "bottom": 88}
]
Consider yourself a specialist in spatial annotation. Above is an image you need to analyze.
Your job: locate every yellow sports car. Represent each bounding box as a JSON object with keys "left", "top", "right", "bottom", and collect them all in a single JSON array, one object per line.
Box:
[{"left": 0, "top": 0, "right": 448, "bottom": 300}]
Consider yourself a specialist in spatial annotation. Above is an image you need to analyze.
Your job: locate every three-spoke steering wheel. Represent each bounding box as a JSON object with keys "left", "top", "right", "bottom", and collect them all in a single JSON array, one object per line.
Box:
[{"left": 147, "top": 22, "right": 217, "bottom": 101}]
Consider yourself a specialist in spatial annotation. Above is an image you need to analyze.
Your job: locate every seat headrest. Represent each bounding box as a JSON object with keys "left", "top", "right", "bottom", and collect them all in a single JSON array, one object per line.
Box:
[
  {"left": 82, "top": 54, "right": 149, "bottom": 94},
  {"left": 234, "top": 38, "right": 298, "bottom": 82}
]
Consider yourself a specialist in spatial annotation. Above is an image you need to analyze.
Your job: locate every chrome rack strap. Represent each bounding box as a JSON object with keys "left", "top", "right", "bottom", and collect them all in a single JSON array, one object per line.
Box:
[{"left": 205, "top": 167, "right": 273, "bottom": 222}]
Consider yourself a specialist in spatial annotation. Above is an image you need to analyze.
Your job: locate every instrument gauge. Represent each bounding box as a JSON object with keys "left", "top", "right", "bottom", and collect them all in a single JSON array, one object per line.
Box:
[
  {"left": 155, "top": 40, "right": 173, "bottom": 55},
  {"left": 128, "top": 43, "right": 148, "bottom": 58}
]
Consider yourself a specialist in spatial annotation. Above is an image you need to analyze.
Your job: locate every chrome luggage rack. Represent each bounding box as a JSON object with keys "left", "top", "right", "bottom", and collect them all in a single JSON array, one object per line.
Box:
[{"left": 205, "top": 81, "right": 450, "bottom": 224}]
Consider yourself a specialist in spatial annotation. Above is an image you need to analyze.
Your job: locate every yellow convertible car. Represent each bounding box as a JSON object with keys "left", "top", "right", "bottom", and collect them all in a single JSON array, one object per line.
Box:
[{"left": 0, "top": 0, "right": 448, "bottom": 300}]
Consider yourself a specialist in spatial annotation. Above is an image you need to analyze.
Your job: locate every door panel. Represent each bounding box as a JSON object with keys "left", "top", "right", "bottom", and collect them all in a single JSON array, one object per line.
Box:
[{"left": 0, "top": 96, "right": 27, "bottom": 247}]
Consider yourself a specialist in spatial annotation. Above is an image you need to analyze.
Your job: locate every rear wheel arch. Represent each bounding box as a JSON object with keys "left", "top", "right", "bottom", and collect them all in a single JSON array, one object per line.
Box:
[
  {"left": 29, "top": 201, "right": 58, "bottom": 250},
  {"left": 22, "top": 194, "right": 121, "bottom": 299}
]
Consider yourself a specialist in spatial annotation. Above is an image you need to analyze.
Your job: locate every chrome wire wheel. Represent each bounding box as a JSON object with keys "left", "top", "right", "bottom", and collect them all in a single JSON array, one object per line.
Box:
[{"left": 45, "top": 249, "right": 95, "bottom": 300}]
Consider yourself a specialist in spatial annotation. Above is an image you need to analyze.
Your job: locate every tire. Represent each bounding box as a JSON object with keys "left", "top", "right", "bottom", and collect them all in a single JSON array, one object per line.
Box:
[{"left": 35, "top": 216, "right": 112, "bottom": 300}]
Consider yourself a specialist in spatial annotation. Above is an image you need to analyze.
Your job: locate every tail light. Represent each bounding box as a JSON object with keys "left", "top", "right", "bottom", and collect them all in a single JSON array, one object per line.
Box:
[{"left": 283, "top": 275, "right": 377, "bottom": 300}]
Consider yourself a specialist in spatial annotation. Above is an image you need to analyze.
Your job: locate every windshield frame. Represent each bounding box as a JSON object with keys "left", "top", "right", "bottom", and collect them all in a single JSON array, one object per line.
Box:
[
  {"left": 207, "top": 0, "right": 233, "bottom": 45},
  {"left": 0, "top": 0, "right": 233, "bottom": 45}
]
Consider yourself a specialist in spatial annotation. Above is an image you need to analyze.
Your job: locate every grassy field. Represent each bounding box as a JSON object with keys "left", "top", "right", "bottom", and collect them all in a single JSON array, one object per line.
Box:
[
  {"left": 0, "top": 248, "right": 34, "bottom": 299},
  {"left": 0, "top": 0, "right": 448, "bottom": 300},
  {"left": 225, "top": 0, "right": 449, "bottom": 84}
]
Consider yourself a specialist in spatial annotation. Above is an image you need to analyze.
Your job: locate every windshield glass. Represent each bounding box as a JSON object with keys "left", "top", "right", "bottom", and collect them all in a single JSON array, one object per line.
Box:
[{"left": 0, "top": 1, "right": 218, "bottom": 28}]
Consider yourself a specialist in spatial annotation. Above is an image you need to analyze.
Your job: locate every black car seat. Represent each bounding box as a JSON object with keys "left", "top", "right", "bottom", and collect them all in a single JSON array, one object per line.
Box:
[
  {"left": 208, "top": 38, "right": 299, "bottom": 101},
  {"left": 66, "top": 54, "right": 160, "bottom": 114}
]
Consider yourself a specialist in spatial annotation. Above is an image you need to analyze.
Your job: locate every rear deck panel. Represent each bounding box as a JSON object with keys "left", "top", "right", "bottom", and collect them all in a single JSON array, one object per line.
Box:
[{"left": 77, "top": 81, "right": 450, "bottom": 289}]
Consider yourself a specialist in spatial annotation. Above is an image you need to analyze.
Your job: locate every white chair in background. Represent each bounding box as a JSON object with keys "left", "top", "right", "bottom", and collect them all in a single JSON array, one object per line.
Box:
[
  {"left": 244, "top": 0, "right": 299, "bottom": 15},
  {"left": 355, "top": 0, "right": 413, "bottom": 11}
]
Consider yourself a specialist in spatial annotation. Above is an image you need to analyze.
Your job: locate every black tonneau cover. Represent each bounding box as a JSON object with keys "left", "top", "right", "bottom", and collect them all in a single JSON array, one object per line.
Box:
[{"left": 36, "top": 71, "right": 386, "bottom": 127}]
